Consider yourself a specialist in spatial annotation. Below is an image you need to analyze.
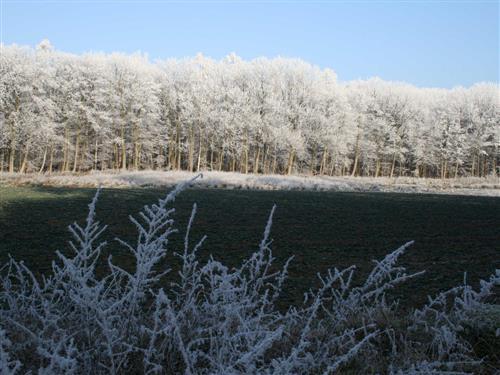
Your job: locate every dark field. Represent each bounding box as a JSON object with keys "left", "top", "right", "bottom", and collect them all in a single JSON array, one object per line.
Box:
[{"left": 0, "top": 185, "right": 499, "bottom": 308}]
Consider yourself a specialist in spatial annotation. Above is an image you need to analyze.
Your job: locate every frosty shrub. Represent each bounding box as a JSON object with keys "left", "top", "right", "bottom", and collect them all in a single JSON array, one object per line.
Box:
[{"left": 0, "top": 177, "right": 499, "bottom": 374}]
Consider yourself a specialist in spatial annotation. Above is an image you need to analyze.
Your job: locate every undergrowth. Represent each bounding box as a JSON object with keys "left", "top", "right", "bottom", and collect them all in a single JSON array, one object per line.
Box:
[{"left": 1, "top": 176, "right": 498, "bottom": 374}]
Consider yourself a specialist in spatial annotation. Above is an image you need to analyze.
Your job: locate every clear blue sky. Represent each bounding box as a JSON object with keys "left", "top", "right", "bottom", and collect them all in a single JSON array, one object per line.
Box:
[{"left": 2, "top": 0, "right": 498, "bottom": 88}]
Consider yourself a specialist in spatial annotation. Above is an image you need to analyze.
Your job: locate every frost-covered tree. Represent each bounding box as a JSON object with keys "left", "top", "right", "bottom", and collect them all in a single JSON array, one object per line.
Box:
[{"left": 1, "top": 41, "right": 498, "bottom": 177}]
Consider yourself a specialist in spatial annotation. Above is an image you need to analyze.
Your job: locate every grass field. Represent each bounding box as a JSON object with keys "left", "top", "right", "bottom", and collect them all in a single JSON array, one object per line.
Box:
[{"left": 0, "top": 185, "right": 499, "bottom": 309}]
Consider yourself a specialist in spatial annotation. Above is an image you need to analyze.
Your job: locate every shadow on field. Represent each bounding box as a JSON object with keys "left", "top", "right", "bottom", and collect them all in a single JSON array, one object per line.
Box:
[{"left": 1, "top": 185, "right": 499, "bottom": 309}]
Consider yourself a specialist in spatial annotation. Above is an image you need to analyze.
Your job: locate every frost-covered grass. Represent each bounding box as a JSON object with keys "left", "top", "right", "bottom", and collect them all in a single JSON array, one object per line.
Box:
[
  {"left": 1, "top": 178, "right": 499, "bottom": 373},
  {"left": 1, "top": 170, "right": 499, "bottom": 196}
]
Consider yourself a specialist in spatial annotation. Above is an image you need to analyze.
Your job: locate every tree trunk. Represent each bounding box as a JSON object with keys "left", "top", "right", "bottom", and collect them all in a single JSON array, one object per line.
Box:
[
  {"left": 113, "top": 143, "right": 119, "bottom": 170},
  {"left": 218, "top": 146, "right": 224, "bottom": 171},
  {"left": 94, "top": 139, "right": 99, "bottom": 171},
  {"left": 319, "top": 149, "right": 327, "bottom": 175},
  {"left": 176, "top": 121, "right": 181, "bottom": 170},
  {"left": 8, "top": 148, "right": 15, "bottom": 173},
  {"left": 351, "top": 154, "right": 359, "bottom": 177},
  {"left": 310, "top": 145, "right": 317, "bottom": 175},
  {"left": 168, "top": 131, "right": 176, "bottom": 170},
  {"left": 210, "top": 145, "right": 214, "bottom": 171},
  {"left": 134, "top": 143, "right": 141, "bottom": 170},
  {"left": 442, "top": 160, "right": 448, "bottom": 179},
  {"left": 72, "top": 131, "right": 80, "bottom": 173},
  {"left": 196, "top": 130, "right": 202, "bottom": 172},
  {"left": 330, "top": 155, "right": 337, "bottom": 176},
  {"left": 286, "top": 149, "right": 295, "bottom": 175},
  {"left": 243, "top": 131, "right": 249, "bottom": 174},
  {"left": 8, "top": 97, "right": 20, "bottom": 173},
  {"left": 262, "top": 145, "right": 268, "bottom": 174},
  {"left": 63, "top": 126, "right": 70, "bottom": 172},
  {"left": 48, "top": 145, "right": 54, "bottom": 174},
  {"left": 121, "top": 125, "right": 127, "bottom": 170},
  {"left": 389, "top": 152, "right": 397, "bottom": 178},
  {"left": 375, "top": 159, "right": 381, "bottom": 177},
  {"left": 231, "top": 156, "right": 236, "bottom": 172},
  {"left": 493, "top": 154, "right": 497, "bottom": 177},
  {"left": 471, "top": 154, "right": 476, "bottom": 177},
  {"left": 38, "top": 147, "right": 48, "bottom": 174},
  {"left": 19, "top": 144, "right": 30, "bottom": 173},
  {"left": 188, "top": 125, "right": 194, "bottom": 172},
  {"left": 272, "top": 148, "right": 277, "bottom": 174},
  {"left": 132, "top": 122, "right": 140, "bottom": 170},
  {"left": 351, "top": 133, "right": 360, "bottom": 177},
  {"left": 253, "top": 146, "right": 261, "bottom": 174}
]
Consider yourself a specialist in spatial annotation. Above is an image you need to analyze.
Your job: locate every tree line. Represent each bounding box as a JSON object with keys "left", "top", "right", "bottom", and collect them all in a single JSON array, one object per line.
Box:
[{"left": 1, "top": 40, "right": 498, "bottom": 177}]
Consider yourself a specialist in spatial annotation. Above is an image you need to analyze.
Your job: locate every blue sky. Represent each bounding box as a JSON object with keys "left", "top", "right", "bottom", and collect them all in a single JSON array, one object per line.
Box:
[{"left": 2, "top": 0, "right": 498, "bottom": 88}]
